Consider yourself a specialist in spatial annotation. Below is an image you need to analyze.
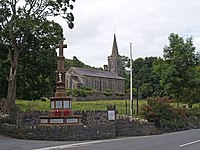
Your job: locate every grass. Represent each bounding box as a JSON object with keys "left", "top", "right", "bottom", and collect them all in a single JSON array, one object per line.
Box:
[
  {"left": 16, "top": 99, "right": 147, "bottom": 115},
  {"left": 16, "top": 100, "right": 50, "bottom": 112}
]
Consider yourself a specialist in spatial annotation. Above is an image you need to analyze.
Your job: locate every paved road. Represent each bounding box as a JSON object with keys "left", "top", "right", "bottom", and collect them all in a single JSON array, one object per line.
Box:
[{"left": 0, "top": 129, "right": 200, "bottom": 150}]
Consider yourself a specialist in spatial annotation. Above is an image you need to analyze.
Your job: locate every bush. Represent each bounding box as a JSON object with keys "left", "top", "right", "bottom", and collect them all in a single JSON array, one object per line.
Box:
[
  {"left": 66, "top": 88, "right": 93, "bottom": 97},
  {"left": 187, "top": 104, "right": 200, "bottom": 116},
  {"left": 104, "top": 89, "right": 112, "bottom": 96},
  {"left": 141, "top": 97, "right": 188, "bottom": 130}
]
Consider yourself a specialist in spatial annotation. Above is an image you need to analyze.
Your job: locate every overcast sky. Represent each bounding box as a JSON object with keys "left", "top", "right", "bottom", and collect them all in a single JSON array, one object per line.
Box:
[{"left": 53, "top": 0, "right": 200, "bottom": 67}]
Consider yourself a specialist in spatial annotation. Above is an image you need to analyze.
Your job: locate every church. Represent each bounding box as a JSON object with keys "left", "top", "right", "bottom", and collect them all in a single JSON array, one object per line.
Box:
[{"left": 65, "top": 34, "right": 125, "bottom": 93}]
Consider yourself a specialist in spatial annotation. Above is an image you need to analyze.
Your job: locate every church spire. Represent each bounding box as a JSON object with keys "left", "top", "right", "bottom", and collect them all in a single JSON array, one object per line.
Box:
[
  {"left": 108, "top": 34, "right": 123, "bottom": 77},
  {"left": 111, "top": 34, "right": 119, "bottom": 56}
]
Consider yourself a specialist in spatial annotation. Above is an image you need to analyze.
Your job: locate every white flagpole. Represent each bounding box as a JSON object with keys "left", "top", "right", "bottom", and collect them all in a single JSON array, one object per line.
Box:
[{"left": 130, "top": 43, "right": 133, "bottom": 116}]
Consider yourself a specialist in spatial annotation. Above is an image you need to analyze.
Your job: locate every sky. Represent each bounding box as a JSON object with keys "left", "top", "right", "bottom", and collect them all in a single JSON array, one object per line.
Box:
[{"left": 53, "top": 0, "right": 200, "bottom": 68}]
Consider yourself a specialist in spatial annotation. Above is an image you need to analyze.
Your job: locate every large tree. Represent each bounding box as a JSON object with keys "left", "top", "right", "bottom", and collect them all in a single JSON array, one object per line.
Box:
[
  {"left": 0, "top": 0, "right": 75, "bottom": 112},
  {"left": 161, "top": 33, "right": 198, "bottom": 106},
  {"left": 16, "top": 20, "right": 62, "bottom": 100}
]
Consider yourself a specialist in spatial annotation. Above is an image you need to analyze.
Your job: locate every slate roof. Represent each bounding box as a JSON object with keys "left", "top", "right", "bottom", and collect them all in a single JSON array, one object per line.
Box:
[{"left": 71, "top": 67, "right": 124, "bottom": 80}]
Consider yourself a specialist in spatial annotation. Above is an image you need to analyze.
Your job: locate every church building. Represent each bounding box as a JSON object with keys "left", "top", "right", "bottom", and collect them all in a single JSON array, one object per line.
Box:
[{"left": 65, "top": 34, "right": 125, "bottom": 93}]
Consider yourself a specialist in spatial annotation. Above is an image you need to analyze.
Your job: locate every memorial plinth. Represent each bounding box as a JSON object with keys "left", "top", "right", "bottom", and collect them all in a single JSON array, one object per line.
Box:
[{"left": 40, "top": 39, "right": 81, "bottom": 126}]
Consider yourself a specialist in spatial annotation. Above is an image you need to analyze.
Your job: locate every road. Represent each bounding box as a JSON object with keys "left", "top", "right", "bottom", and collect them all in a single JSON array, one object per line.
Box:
[{"left": 0, "top": 129, "right": 200, "bottom": 150}]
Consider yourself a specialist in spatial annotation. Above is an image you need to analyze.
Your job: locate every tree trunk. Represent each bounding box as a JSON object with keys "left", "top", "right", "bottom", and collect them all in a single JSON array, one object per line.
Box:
[
  {"left": 6, "top": 74, "right": 17, "bottom": 112},
  {"left": 3, "top": 59, "right": 18, "bottom": 113}
]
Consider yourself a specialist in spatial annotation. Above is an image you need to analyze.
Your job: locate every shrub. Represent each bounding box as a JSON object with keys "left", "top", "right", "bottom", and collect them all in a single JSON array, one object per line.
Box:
[
  {"left": 66, "top": 88, "right": 93, "bottom": 97},
  {"left": 141, "top": 97, "right": 188, "bottom": 130},
  {"left": 187, "top": 104, "right": 200, "bottom": 116}
]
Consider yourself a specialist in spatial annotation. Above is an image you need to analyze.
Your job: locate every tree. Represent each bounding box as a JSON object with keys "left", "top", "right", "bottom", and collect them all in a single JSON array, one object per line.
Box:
[
  {"left": 132, "top": 57, "right": 161, "bottom": 99},
  {"left": 161, "top": 33, "right": 198, "bottom": 106},
  {"left": 0, "top": 0, "right": 75, "bottom": 112},
  {"left": 181, "top": 62, "right": 200, "bottom": 105},
  {"left": 152, "top": 58, "right": 168, "bottom": 97},
  {"left": 17, "top": 20, "right": 61, "bottom": 100},
  {"left": 64, "top": 56, "right": 92, "bottom": 71}
]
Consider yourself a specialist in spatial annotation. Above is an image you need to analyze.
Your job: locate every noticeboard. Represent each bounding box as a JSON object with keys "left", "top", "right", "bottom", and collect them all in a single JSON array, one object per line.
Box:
[{"left": 108, "top": 110, "right": 115, "bottom": 121}]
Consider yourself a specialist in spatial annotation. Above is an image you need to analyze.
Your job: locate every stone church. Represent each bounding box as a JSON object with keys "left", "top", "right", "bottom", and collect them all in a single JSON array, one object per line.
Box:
[{"left": 65, "top": 34, "right": 125, "bottom": 93}]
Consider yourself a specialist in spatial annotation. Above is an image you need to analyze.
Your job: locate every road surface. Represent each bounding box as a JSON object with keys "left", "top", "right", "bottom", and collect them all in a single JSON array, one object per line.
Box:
[{"left": 0, "top": 129, "right": 200, "bottom": 150}]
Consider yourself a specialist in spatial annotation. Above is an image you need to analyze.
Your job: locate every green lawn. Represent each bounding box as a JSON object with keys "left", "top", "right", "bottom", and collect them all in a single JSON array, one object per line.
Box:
[{"left": 16, "top": 99, "right": 147, "bottom": 115}]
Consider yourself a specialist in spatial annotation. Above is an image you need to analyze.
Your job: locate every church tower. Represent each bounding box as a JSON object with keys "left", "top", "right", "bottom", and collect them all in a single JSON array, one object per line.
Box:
[{"left": 108, "top": 34, "right": 123, "bottom": 77}]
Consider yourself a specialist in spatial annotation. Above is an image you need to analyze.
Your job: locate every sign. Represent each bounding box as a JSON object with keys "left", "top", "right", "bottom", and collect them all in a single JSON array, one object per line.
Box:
[
  {"left": 40, "top": 119, "right": 48, "bottom": 124},
  {"left": 56, "top": 101, "right": 62, "bottom": 108},
  {"left": 50, "top": 119, "right": 63, "bottom": 124},
  {"left": 108, "top": 110, "right": 115, "bottom": 121},
  {"left": 64, "top": 101, "right": 70, "bottom": 108},
  {"left": 67, "top": 118, "right": 78, "bottom": 123}
]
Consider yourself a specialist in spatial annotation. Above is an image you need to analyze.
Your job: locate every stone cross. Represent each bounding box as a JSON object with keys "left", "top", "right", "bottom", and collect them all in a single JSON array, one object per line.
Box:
[{"left": 56, "top": 39, "right": 67, "bottom": 56}]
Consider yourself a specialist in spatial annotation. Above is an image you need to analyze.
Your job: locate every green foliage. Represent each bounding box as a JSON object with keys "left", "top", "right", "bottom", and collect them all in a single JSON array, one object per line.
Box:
[
  {"left": 158, "top": 33, "right": 199, "bottom": 104},
  {"left": 17, "top": 20, "right": 62, "bottom": 100},
  {"left": 67, "top": 87, "right": 93, "bottom": 97},
  {"left": 139, "top": 83, "right": 153, "bottom": 98},
  {"left": 187, "top": 104, "right": 200, "bottom": 116},
  {"left": 64, "top": 56, "right": 104, "bottom": 71},
  {"left": 126, "top": 88, "right": 137, "bottom": 96},
  {"left": 16, "top": 99, "right": 50, "bottom": 112},
  {"left": 142, "top": 97, "right": 188, "bottom": 129},
  {"left": 104, "top": 89, "right": 113, "bottom": 96},
  {"left": 131, "top": 57, "right": 163, "bottom": 99},
  {"left": 0, "top": 0, "right": 75, "bottom": 108},
  {"left": 65, "top": 56, "right": 85, "bottom": 71}
]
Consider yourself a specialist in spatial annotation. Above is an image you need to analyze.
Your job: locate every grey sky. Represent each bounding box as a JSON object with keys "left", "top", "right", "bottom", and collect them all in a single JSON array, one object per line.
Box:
[{"left": 54, "top": 0, "right": 200, "bottom": 67}]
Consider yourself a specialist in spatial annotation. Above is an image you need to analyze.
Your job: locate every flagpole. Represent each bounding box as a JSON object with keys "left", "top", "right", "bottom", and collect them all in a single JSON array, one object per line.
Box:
[{"left": 130, "top": 43, "right": 133, "bottom": 116}]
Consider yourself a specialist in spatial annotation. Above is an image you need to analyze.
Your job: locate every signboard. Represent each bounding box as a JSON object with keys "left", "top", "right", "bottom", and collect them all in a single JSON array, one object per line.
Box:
[
  {"left": 40, "top": 119, "right": 48, "bottom": 124},
  {"left": 56, "top": 101, "right": 62, "bottom": 108},
  {"left": 50, "top": 119, "right": 63, "bottom": 124},
  {"left": 67, "top": 118, "right": 78, "bottom": 123},
  {"left": 64, "top": 101, "right": 70, "bottom": 108},
  {"left": 108, "top": 110, "right": 115, "bottom": 121}
]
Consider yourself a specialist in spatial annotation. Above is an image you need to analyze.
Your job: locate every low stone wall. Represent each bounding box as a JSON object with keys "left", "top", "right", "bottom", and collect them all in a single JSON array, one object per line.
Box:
[
  {"left": 186, "top": 116, "right": 200, "bottom": 129},
  {"left": 1, "top": 110, "right": 200, "bottom": 141},
  {"left": 17, "top": 111, "right": 48, "bottom": 126},
  {"left": 0, "top": 110, "right": 163, "bottom": 140},
  {"left": 160, "top": 116, "right": 200, "bottom": 133},
  {"left": 116, "top": 119, "right": 161, "bottom": 136},
  {"left": 0, "top": 122, "right": 115, "bottom": 141}
]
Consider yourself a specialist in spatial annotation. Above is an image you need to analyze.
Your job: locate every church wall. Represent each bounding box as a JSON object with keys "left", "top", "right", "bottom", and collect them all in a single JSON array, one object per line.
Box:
[
  {"left": 66, "top": 72, "right": 125, "bottom": 94},
  {"left": 83, "top": 76, "right": 124, "bottom": 93}
]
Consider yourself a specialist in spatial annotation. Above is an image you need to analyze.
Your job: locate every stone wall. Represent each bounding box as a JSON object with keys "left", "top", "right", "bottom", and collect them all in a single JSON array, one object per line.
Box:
[
  {"left": 116, "top": 119, "right": 161, "bottom": 136},
  {"left": 1, "top": 110, "right": 200, "bottom": 141},
  {"left": 0, "top": 122, "right": 115, "bottom": 141},
  {"left": 0, "top": 110, "right": 161, "bottom": 140}
]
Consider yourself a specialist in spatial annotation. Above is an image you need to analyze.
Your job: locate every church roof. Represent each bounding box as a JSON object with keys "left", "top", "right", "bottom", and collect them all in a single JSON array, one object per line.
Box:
[
  {"left": 111, "top": 34, "right": 120, "bottom": 57},
  {"left": 70, "top": 67, "right": 124, "bottom": 80}
]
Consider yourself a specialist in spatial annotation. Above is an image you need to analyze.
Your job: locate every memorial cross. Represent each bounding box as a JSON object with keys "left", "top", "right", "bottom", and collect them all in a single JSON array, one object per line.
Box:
[{"left": 56, "top": 39, "right": 67, "bottom": 56}]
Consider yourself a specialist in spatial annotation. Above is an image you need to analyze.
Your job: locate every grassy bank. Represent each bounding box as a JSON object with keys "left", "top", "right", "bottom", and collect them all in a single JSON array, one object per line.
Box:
[{"left": 16, "top": 99, "right": 147, "bottom": 115}]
